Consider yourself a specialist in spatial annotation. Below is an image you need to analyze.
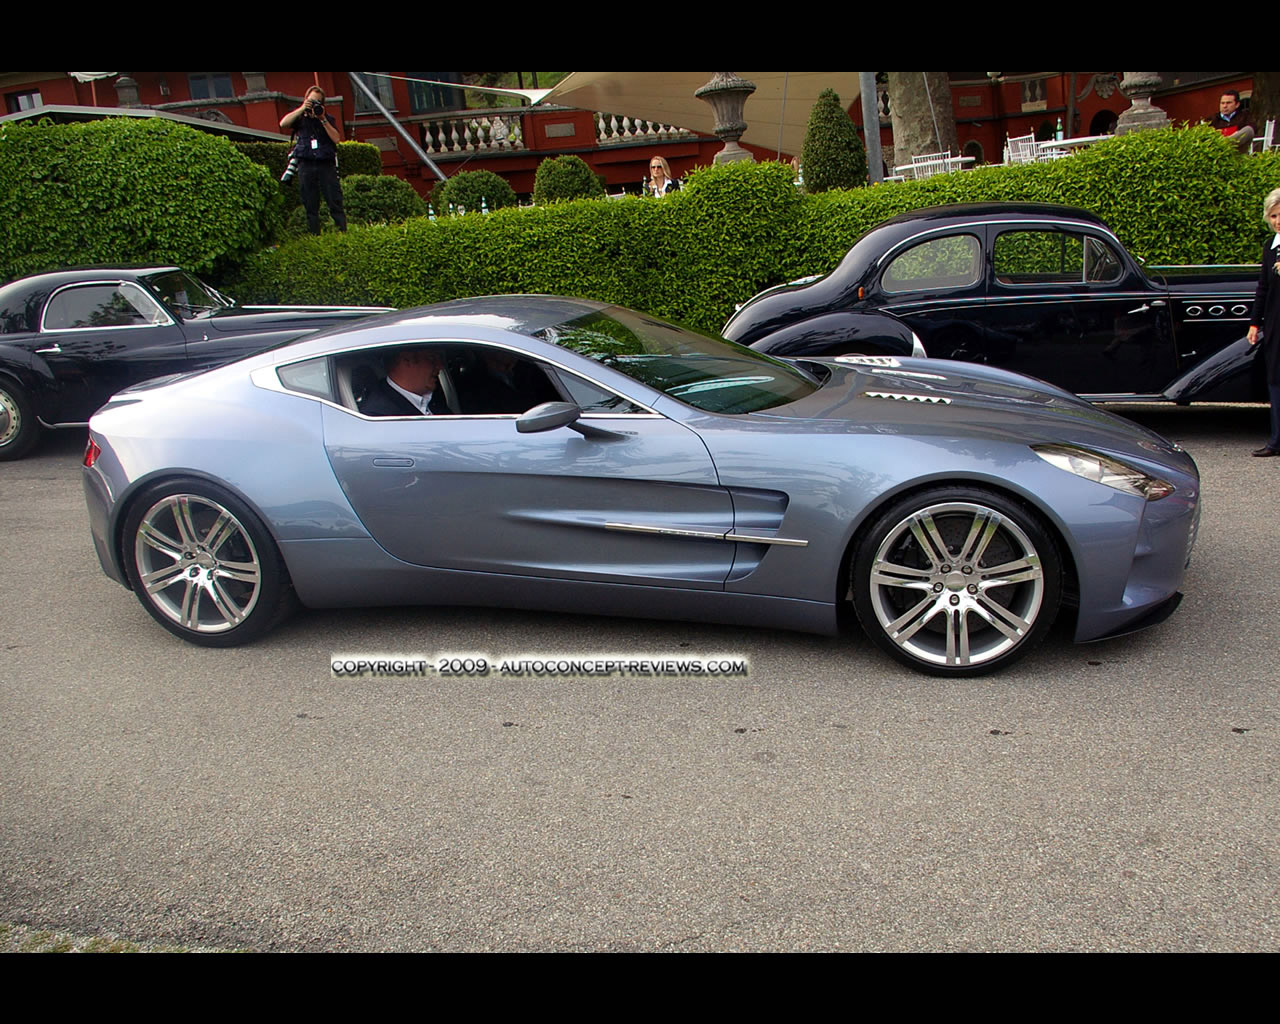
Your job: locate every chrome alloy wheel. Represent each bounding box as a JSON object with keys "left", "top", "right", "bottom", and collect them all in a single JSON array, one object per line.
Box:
[
  {"left": 866, "top": 501, "right": 1047, "bottom": 670},
  {"left": 133, "top": 494, "right": 263, "bottom": 634}
]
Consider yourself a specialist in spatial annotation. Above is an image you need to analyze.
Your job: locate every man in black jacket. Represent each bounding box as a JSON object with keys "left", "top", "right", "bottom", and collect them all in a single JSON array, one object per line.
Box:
[{"left": 360, "top": 348, "right": 452, "bottom": 416}]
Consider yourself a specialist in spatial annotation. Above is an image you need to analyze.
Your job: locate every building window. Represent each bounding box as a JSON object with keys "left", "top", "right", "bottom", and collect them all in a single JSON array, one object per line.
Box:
[
  {"left": 407, "top": 72, "right": 464, "bottom": 113},
  {"left": 352, "top": 72, "right": 396, "bottom": 113},
  {"left": 5, "top": 90, "right": 42, "bottom": 114},
  {"left": 189, "top": 73, "right": 234, "bottom": 100}
]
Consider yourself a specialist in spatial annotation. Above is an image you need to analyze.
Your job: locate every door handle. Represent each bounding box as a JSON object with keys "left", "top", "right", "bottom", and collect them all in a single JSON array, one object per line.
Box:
[{"left": 35, "top": 344, "right": 62, "bottom": 354}]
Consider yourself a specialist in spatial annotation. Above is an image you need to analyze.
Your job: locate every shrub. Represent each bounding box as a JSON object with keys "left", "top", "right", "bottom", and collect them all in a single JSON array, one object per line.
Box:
[
  {"left": 533, "top": 154, "right": 606, "bottom": 204},
  {"left": 227, "top": 127, "right": 1280, "bottom": 333},
  {"left": 0, "top": 118, "right": 280, "bottom": 282},
  {"left": 282, "top": 174, "right": 428, "bottom": 236},
  {"left": 234, "top": 140, "right": 383, "bottom": 216},
  {"left": 341, "top": 174, "right": 427, "bottom": 224},
  {"left": 431, "top": 169, "right": 518, "bottom": 215},
  {"left": 801, "top": 88, "right": 867, "bottom": 193}
]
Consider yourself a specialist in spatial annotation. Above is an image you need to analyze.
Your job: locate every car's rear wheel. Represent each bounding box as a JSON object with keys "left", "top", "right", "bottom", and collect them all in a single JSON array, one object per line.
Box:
[
  {"left": 0, "top": 379, "right": 40, "bottom": 461},
  {"left": 852, "top": 488, "right": 1061, "bottom": 676},
  {"left": 123, "top": 480, "right": 294, "bottom": 647}
]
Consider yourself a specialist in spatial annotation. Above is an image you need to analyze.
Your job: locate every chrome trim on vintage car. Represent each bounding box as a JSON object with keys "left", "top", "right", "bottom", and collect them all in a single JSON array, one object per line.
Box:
[
  {"left": 875, "top": 218, "right": 1130, "bottom": 271},
  {"left": 604, "top": 521, "right": 809, "bottom": 547},
  {"left": 40, "top": 281, "right": 175, "bottom": 332}
]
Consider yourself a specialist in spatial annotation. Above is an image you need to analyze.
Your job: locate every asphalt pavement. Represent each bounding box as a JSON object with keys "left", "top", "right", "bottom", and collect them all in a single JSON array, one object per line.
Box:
[{"left": 1, "top": 407, "right": 1276, "bottom": 951}]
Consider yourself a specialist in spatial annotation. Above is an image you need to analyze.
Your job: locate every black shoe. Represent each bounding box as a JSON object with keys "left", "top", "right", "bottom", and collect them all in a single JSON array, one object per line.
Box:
[{"left": 1253, "top": 446, "right": 1280, "bottom": 457}]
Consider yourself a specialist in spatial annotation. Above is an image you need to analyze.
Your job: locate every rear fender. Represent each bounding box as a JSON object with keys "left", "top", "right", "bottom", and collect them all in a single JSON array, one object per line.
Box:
[
  {"left": 747, "top": 312, "right": 917, "bottom": 359},
  {"left": 1163, "top": 334, "right": 1266, "bottom": 404}
]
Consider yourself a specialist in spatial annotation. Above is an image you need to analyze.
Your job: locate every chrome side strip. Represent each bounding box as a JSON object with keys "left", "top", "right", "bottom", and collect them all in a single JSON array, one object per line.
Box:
[{"left": 604, "top": 521, "right": 808, "bottom": 547}]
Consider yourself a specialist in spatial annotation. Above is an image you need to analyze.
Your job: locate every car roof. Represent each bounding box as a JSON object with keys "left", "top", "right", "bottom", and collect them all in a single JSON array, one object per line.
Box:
[
  {"left": 1, "top": 265, "right": 182, "bottom": 292},
  {"left": 875, "top": 203, "right": 1108, "bottom": 230}
]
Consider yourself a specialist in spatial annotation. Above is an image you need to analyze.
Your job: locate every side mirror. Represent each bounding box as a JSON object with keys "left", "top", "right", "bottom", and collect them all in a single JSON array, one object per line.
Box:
[{"left": 516, "top": 401, "right": 581, "bottom": 434}]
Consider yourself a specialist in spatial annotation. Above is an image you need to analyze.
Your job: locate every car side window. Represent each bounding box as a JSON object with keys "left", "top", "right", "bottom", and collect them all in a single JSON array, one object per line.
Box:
[
  {"left": 993, "top": 230, "right": 1114, "bottom": 286},
  {"left": 278, "top": 356, "right": 334, "bottom": 402},
  {"left": 882, "top": 234, "right": 982, "bottom": 294},
  {"left": 553, "top": 368, "right": 644, "bottom": 413},
  {"left": 43, "top": 283, "right": 168, "bottom": 330},
  {"left": 1084, "top": 236, "right": 1123, "bottom": 283}
]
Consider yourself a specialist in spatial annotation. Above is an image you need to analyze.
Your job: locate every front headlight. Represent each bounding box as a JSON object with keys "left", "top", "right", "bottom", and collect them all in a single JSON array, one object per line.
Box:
[{"left": 1032, "top": 444, "right": 1175, "bottom": 501}]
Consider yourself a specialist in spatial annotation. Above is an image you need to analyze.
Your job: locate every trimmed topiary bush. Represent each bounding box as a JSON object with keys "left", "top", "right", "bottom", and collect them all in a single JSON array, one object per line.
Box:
[
  {"left": 431, "top": 169, "right": 519, "bottom": 215},
  {"left": 533, "top": 154, "right": 606, "bottom": 204},
  {"left": 227, "top": 127, "right": 1280, "bottom": 333},
  {"left": 0, "top": 118, "right": 281, "bottom": 282},
  {"left": 341, "top": 174, "right": 427, "bottom": 224},
  {"left": 801, "top": 88, "right": 867, "bottom": 193}
]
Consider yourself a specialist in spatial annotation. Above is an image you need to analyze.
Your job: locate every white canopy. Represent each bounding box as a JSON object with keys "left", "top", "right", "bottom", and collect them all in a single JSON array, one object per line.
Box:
[{"left": 538, "top": 72, "right": 864, "bottom": 158}]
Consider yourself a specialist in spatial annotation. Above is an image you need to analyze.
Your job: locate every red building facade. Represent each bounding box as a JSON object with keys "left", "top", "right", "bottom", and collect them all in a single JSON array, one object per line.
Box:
[{"left": 0, "top": 72, "right": 1259, "bottom": 197}]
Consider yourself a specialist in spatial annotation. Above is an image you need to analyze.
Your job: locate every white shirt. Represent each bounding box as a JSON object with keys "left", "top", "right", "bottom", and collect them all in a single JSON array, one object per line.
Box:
[{"left": 388, "top": 378, "right": 435, "bottom": 415}]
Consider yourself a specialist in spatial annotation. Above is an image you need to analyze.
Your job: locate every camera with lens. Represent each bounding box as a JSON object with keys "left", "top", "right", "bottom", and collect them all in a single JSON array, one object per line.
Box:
[{"left": 305, "top": 98, "right": 324, "bottom": 117}]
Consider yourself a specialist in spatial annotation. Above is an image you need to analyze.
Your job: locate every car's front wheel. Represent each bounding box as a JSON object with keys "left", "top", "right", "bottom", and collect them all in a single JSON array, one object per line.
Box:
[
  {"left": 122, "top": 480, "right": 295, "bottom": 647},
  {"left": 852, "top": 488, "right": 1061, "bottom": 676},
  {"left": 0, "top": 379, "right": 40, "bottom": 461}
]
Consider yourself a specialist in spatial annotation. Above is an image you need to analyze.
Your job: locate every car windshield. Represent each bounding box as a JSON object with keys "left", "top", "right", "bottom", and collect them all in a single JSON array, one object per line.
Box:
[
  {"left": 143, "top": 270, "right": 232, "bottom": 318},
  {"left": 534, "top": 306, "right": 818, "bottom": 413}
]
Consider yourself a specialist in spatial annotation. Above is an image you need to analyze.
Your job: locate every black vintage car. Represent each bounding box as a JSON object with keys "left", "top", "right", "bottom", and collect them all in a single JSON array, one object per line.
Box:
[
  {"left": 723, "top": 203, "right": 1263, "bottom": 404},
  {"left": 0, "top": 266, "right": 390, "bottom": 459}
]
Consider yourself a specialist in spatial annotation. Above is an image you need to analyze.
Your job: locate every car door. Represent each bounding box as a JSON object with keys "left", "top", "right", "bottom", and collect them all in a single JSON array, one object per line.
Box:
[
  {"left": 982, "top": 225, "right": 1177, "bottom": 397},
  {"left": 873, "top": 231, "right": 987, "bottom": 358},
  {"left": 318, "top": 344, "right": 738, "bottom": 589},
  {"left": 38, "top": 280, "right": 191, "bottom": 422}
]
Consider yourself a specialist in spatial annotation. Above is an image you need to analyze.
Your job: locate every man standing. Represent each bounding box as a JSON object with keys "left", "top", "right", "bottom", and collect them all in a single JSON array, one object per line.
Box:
[
  {"left": 1209, "top": 90, "right": 1257, "bottom": 148},
  {"left": 280, "top": 86, "right": 348, "bottom": 234}
]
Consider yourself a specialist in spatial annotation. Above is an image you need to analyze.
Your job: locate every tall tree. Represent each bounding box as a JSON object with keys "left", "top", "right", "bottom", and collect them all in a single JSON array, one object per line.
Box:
[
  {"left": 1250, "top": 72, "right": 1280, "bottom": 133},
  {"left": 886, "top": 71, "right": 958, "bottom": 162}
]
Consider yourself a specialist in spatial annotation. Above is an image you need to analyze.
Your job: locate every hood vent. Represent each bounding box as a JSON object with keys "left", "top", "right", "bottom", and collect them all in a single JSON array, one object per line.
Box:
[
  {"left": 864, "top": 391, "right": 951, "bottom": 405},
  {"left": 836, "top": 355, "right": 902, "bottom": 367}
]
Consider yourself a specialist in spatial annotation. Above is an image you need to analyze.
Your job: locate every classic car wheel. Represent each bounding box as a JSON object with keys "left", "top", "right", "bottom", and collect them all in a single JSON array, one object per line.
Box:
[
  {"left": 123, "top": 481, "right": 294, "bottom": 647},
  {"left": 852, "top": 489, "right": 1061, "bottom": 676},
  {"left": 0, "top": 379, "right": 40, "bottom": 461}
]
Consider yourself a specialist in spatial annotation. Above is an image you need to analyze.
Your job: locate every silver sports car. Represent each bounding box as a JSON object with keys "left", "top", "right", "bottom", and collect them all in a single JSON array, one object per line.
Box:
[{"left": 83, "top": 296, "right": 1200, "bottom": 676}]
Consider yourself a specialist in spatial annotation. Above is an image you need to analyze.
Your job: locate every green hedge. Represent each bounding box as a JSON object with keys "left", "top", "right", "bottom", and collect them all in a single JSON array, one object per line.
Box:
[
  {"left": 228, "top": 126, "right": 1280, "bottom": 333},
  {"left": 0, "top": 118, "right": 282, "bottom": 282},
  {"left": 234, "top": 139, "right": 384, "bottom": 215}
]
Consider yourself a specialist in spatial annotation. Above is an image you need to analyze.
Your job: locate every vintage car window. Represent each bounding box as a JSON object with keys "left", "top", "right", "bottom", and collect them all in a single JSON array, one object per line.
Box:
[
  {"left": 42, "top": 283, "right": 169, "bottom": 330},
  {"left": 143, "top": 270, "right": 230, "bottom": 318},
  {"left": 534, "top": 306, "right": 817, "bottom": 414},
  {"left": 1084, "top": 236, "right": 1123, "bottom": 283},
  {"left": 993, "top": 230, "right": 1089, "bottom": 285},
  {"left": 277, "top": 356, "right": 334, "bottom": 401},
  {"left": 882, "top": 234, "right": 982, "bottom": 293}
]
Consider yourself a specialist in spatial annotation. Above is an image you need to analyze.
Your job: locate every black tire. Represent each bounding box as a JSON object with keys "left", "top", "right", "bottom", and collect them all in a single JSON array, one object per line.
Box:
[
  {"left": 852, "top": 487, "right": 1061, "bottom": 676},
  {"left": 122, "top": 479, "right": 295, "bottom": 647},
  {"left": 0, "top": 378, "right": 41, "bottom": 461}
]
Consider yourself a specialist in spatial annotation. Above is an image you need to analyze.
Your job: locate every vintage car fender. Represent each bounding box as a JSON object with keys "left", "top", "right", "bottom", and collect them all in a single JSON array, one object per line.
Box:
[
  {"left": 0, "top": 344, "right": 58, "bottom": 418},
  {"left": 1163, "top": 333, "right": 1266, "bottom": 404},
  {"left": 745, "top": 311, "right": 921, "bottom": 360}
]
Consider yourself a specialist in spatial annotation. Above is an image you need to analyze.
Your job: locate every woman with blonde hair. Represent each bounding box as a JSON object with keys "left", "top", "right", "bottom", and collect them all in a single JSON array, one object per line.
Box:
[
  {"left": 1247, "top": 187, "right": 1280, "bottom": 456},
  {"left": 645, "top": 155, "right": 680, "bottom": 196}
]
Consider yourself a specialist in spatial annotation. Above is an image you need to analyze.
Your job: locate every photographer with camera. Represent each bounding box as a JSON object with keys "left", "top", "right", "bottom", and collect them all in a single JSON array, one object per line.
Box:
[{"left": 280, "top": 86, "right": 347, "bottom": 234}]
